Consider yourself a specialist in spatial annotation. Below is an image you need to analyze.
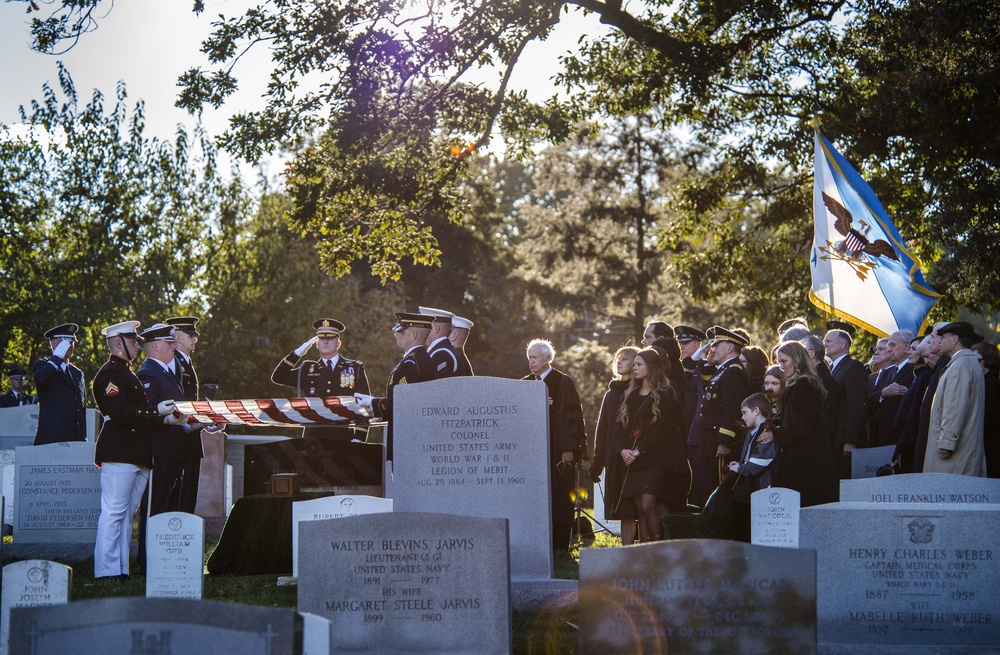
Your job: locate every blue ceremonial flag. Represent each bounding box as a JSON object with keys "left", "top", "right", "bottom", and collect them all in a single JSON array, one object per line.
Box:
[{"left": 810, "top": 130, "right": 939, "bottom": 337}]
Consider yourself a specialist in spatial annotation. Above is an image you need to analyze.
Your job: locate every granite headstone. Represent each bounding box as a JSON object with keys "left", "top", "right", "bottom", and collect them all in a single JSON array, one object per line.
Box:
[
  {"left": 145, "top": 512, "right": 205, "bottom": 599},
  {"left": 193, "top": 430, "right": 226, "bottom": 535},
  {"left": 291, "top": 494, "right": 392, "bottom": 577},
  {"left": 839, "top": 473, "right": 1000, "bottom": 505},
  {"left": 850, "top": 445, "right": 896, "bottom": 479},
  {"left": 13, "top": 442, "right": 101, "bottom": 543},
  {"left": 800, "top": 502, "right": 1000, "bottom": 654},
  {"left": 393, "top": 377, "right": 552, "bottom": 579},
  {"left": 1, "top": 560, "right": 71, "bottom": 655},
  {"left": 298, "top": 512, "right": 512, "bottom": 654},
  {"left": 300, "top": 613, "right": 331, "bottom": 655},
  {"left": 751, "top": 487, "right": 800, "bottom": 548},
  {"left": 7, "top": 598, "right": 302, "bottom": 655},
  {"left": 579, "top": 539, "right": 817, "bottom": 654}
]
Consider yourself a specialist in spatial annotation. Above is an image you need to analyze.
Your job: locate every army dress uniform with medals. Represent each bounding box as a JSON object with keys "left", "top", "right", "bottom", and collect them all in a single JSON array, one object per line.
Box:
[
  {"left": 370, "top": 313, "right": 435, "bottom": 461},
  {"left": 92, "top": 321, "right": 168, "bottom": 579},
  {"left": 32, "top": 323, "right": 88, "bottom": 445},
  {"left": 271, "top": 318, "right": 371, "bottom": 441},
  {"left": 691, "top": 326, "right": 749, "bottom": 507}
]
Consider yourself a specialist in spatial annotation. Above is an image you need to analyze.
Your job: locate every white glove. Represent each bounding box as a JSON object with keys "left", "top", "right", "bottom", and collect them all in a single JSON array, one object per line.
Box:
[
  {"left": 164, "top": 412, "right": 188, "bottom": 427},
  {"left": 157, "top": 400, "right": 177, "bottom": 416},
  {"left": 692, "top": 343, "right": 711, "bottom": 361},
  {"left": 52, "top": 339, "right": 71, "bottom": 359},
  {"left": 294, "top": 336, "right": 319, "bottom": 357},
  {"left": 354, "top": 393, "right": 374, "bottom": 408}
]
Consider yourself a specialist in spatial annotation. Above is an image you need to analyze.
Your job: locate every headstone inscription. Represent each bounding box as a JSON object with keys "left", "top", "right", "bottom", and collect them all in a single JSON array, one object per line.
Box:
[
  {"left": 291, "top": 494, "right": 392, "bottom": 577},
  {"left": 578, "top": 539, "right": 817, "bottom": 655},
  {"left": 13, "top": 442, "right": 101, "bottom": 543},
  {"left": 245, "top": 438, "right": 382, "bottom": 496},
  {"left": 850, "top": 444, "right": 896, "bottom": 479},
  {"left": 1, "top": 560, "right": 71, "bottom": 655},
  {"left": 393, "top": 377, "right": 553, "bottom": 579},
  {"left": 7, "top": 598, "right": 302, "bottom": 655},
  {"left": 839, "top": 473, "right": 1000, "bottom": 505},
  {"left": 800, "top": 502, "right": 1000, "bottom": 654},
  {"left": 751, "top": 487, "right": 800, "bottom": 548},
  {"left": 298, "top": 512, "right": 512, "bottom": 655},
  {"left": 146, "top": 512, "right": 205, "bottom": 599}
]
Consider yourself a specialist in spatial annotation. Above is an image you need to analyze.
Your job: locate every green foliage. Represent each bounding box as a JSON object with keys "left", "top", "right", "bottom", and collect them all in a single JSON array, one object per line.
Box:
[{"left": 0, "top": 66, "right": 228, "bottom": 383}]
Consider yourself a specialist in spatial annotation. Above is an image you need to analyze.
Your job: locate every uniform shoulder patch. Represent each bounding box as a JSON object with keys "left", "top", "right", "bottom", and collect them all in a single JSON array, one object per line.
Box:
[{"left": 105, "top": 381, "right": 120, "bottom": 397}]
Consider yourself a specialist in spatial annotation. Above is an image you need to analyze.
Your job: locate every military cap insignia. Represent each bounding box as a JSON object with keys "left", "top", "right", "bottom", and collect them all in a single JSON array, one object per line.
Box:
[
  {"left": 322, "top": 319, "right": 331, "bottom": 328},
  {"left": 105, "top": 381, "right": 120, "bottom": 397}
]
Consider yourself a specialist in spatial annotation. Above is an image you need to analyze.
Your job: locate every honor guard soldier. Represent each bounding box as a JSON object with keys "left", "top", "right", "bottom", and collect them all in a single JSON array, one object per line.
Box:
[
  {"left": 93, "top": 321, "right": 187, "bottom": 580},
  {"left": 32, "top": 323, "right": 88, "bottom": 444},
  {"left": 354, "top": 312, "right": 434, "bottom": 463},
  {"left": 690, "top": 326, "right": 749, "bottom": 507},
  {"left": 450, "top": 315, "right": 475, "bottom": 376},
  {"left": 0, "top": 366, "right": 34, "bottom": 408},
  {"left": 419, "top": 305, "right": 462, "bottom": 378},
  {"left": 272, "top": 318, "right": 371, "bottom": 441},
  {"left": 165, "top": 316, "right": 205, "bottom": 513}
]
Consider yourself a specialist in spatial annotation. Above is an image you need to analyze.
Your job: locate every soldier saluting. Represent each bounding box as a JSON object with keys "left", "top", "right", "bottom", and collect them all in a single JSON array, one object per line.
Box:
[{"left": 272, "top": 318, "right": 370, "bottom": 440}]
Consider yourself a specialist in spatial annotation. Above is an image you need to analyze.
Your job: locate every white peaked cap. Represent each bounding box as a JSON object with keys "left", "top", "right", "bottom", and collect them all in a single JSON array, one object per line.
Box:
[{"left": 101, "top": 320, "right": 141, "bottom": 338}]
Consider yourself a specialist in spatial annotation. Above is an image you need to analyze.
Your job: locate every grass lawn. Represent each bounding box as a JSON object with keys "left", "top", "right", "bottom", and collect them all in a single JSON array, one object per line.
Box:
[{"left": 7, "top": 532, "right": 621, "bottom": 655}]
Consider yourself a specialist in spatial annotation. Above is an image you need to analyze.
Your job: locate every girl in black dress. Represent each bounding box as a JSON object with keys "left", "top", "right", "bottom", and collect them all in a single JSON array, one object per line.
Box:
[
  {"left": 614, "top": 348, "right": 690, "bottom": 542},
  {"left": 591, "top": 346, "right": 640, "bottom": 544}
]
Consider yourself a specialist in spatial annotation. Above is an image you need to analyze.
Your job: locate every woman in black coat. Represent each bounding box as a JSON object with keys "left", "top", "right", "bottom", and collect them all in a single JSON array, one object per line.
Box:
[
  {"left": 613, "top": 347, "right": 690, "bottom": 542},
  {"left": 591, "top": 346, "right": 640, "bottom": 544},
  {"left": 757, "top": 342, "right": 837, "bottom": 508}
]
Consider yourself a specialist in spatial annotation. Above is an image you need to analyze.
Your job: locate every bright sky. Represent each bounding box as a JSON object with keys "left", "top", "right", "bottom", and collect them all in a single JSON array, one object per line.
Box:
[{"left": 0, "top": 0, "right": 609, "bottom": 177}]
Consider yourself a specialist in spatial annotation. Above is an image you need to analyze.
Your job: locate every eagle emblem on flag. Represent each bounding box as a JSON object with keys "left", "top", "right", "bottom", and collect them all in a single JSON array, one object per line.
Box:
[{"left": 818, "top": 192, "right": 899, "bottom": 280}]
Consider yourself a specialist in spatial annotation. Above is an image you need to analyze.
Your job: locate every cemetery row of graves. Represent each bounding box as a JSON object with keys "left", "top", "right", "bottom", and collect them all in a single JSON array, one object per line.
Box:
[{"left": 2, "top": 377, "right": 998, "bottom": 654}]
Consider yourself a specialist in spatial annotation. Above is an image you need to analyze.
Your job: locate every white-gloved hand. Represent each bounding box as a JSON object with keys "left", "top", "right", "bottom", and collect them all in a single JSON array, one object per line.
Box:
[
  {"left": 294, "top": 336, "right": 319, "bottom": 357},
  {"left": 692, "top": 343, "right": 711, "bottom": 361},
  {"left": 164, "top": 412, "right": 188, "bottom": 426},
  {"left": 354, "top": 393, "right": 374, "bottom": 408},
  {"left": 52, "top": 339, "right": 71, "bottom": 359},
  {"left": 157, "top": 400, "right": 177, "bottom": 416}
]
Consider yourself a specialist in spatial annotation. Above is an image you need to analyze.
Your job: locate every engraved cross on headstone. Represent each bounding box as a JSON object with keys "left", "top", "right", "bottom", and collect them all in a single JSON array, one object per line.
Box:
[
  {"left": 23, "top": 620, "right": 40, "bottom": 655},
  {"left": 259, "top": 623, "right": 278, "bottom": 655}
]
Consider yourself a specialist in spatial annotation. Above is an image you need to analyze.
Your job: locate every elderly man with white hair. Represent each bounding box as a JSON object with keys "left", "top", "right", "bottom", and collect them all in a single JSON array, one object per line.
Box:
[{"left": 522, "top": 338, "right": 586, "bottom": 552}]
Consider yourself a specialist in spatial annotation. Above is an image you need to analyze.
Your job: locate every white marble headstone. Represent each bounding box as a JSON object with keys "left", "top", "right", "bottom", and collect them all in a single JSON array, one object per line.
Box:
[
  {"left": 145, "top": 512, "right": 205, "bottom": 599},
  {"left": 292, "top": 495, "right": 392, "bottom": 577},
  {"left": 1, "top": 559, "right": 71, "bottom": 655},
  {"left": 751, "top": 487, "right": 800, "bottom": 547}
]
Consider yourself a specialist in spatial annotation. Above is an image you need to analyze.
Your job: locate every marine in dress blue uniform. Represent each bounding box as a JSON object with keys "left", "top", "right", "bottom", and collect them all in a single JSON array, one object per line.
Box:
[
  {"left": 272, "top": 318, "right": 371, "bottom": 440},
  {"left": 32, "top": 323, "right": 88, "bottom": 444},
  {"left": 93, "top": 320, "right": 187, "bottom": 579}
]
